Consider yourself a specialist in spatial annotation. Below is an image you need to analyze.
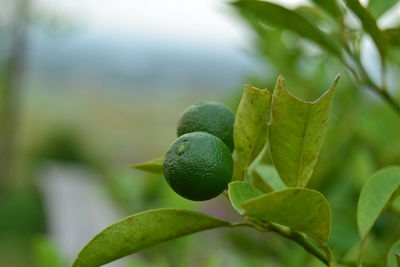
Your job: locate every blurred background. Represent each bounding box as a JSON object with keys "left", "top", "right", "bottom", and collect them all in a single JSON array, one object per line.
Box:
[{"left": 1, "top": 0, "right": 400, "bottom": 266}]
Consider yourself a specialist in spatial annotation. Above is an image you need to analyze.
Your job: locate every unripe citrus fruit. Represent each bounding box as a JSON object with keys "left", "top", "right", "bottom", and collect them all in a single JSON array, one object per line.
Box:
[
  {"left": 177, "top": 102, "right": 235, "bottom": 151},
  {"left": 163, "top": 132, "right": 233, "bottom": 201}
]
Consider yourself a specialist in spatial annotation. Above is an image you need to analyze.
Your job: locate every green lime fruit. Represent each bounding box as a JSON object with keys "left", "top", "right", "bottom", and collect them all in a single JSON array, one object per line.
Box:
[
  {"left": 163, "top": 132, "right": 233, "bottom": 201},
  {"left": 177, "top": 101, "right": 235, "bottom": 151}
]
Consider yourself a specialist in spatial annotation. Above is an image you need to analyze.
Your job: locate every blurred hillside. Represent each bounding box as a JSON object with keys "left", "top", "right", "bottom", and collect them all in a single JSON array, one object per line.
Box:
[
  {"left": 20, "top": 26, "right": 261, "bottom": 170},
  {"left": 27, "top": 29, "right": 257, "bottom": 94}
]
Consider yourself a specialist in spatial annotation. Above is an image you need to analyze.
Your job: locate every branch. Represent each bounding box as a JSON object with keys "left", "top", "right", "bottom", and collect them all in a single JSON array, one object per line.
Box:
[
  {"left": 343, "top": 43, "right": 400, "bottom": 116},
  {"left": 251, "top": 219, "right": 331, "bottom": 265}
]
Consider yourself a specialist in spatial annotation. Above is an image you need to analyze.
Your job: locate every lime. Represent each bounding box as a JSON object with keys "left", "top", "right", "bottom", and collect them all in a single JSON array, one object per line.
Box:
[
  {"left": 177, "top": 102, "right": 235, "bottom": 151},
  {"left": 163, "top": 132, "right": 233, "bottom": 201}
]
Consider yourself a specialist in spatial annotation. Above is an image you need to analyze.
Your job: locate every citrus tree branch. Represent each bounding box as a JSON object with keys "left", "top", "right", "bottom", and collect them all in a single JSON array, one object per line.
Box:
[
  {"left": 342, "top": 39, "right": 400, "bottom": 116},
  {"left": 251, "top": 219, "right": 331, "bottom": 266}
]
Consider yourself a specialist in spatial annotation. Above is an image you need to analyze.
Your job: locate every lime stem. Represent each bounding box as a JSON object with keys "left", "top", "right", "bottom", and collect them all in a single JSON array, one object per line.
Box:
[{"left": 252, "top": 219, "right": 331, "bottom": 266}]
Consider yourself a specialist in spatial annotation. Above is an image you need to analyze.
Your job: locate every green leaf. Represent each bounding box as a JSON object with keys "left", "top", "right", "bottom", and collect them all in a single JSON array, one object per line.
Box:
[
  {"left": 228, "top": 181, "right": 263, "bottom": 214},
  {"left": 397, "top": 254, "right": 400, "bottom": 267},
  {"left": 242, "top": 188, "right": 331, "bottom": 242},
  {"left": 232, "top": 0, "right": 343, "bottom": 58},
  {"left": 234, "top": 85, "right": 271, "bottom": 177},
  {"left": 387, "top": 239, "right": 400, "bottom": 267},
  {"left": 310, "top": 0, "right": 343, "bottom": 19},
  {"left": 357, "top": 166, "right": 400, "bottom": 240},
  {"left": 367, "top": 0, "right": 397, "bottom": 18},
  {"left": 72, "top": 209, "right": 231, "bottom": 267},
  {"left": 344, "top": 0, "right": 388, "bottom": 59},
  {"left": 131, "top": 157, "right": 163, "bottom": 174},
  {"left": 252, "top": 164, "right": 286, "bottom": 193},
  {"left": 269, "top": 75, "right": 339, "bottom": 187}
]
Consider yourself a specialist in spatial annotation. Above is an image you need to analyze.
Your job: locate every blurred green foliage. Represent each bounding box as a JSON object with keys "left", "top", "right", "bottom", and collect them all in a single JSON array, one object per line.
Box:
[
  {"left": 32, "top": 235, "right": 66, "bottom": 267},
  {"left": 231, "top": 0, "right": 400, "bottom": 265}
]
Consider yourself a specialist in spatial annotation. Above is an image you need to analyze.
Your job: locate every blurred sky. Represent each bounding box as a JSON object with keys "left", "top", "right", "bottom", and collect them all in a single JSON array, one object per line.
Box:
[
  {"left": 29, "top": 0, "right": 326, "bottom": 97},
  {"left": 29, "top": 0, "right": 399, "bottom": 92},
  {"left": 28, "top": 0, "right": 262, "bottom": 96},
  {"left": 35, "top": 0, "right": 305, "bottom": 46}
]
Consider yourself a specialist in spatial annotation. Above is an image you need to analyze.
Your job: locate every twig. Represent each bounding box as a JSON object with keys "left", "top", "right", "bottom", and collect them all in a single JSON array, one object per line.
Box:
[
  {"left": 343, "top": 42, "right": 400, "bottom": 116},
  {"left": 251, "top": 220, "right": 331, "bottom": 265},
  {"left": 357, "top": 238, "right": 366, "bottom": 267}
]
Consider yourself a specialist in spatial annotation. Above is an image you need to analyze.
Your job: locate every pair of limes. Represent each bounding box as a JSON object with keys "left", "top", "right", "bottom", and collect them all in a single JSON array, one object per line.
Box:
[{"left": 163, "top": 102, "right": 235, "bottom": 201}]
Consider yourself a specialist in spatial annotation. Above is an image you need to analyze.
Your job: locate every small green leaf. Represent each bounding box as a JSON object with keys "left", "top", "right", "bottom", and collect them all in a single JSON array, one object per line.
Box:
[
  {"left": 269, "top": 75, "right": 339, "bottom": 187},
  {"left": 234, "top": 85, "right": 271, "bottom": 178},
  {"left": 357, "top": 166, "right": 400, "bottom": 240},
  {"left": 232, "top": 0, "right": 343, "bottom": 58},
  {"left": 131, "top": 157, "right": 163, "bottom": 174},
  {"left": 228, "top": 181, "right": 263, "bottom": 214},
  {"left": 242, "top": 188, "right": 331, "bottom": 242},
  {"left": 310, "top": 0, "right": 343, "bottom": 19},
  {"left": 252, "top": 164, "right": 286, "bottom": 193},
  {"left": 387, "top": 239, "right": 400, "bottom": 267},
  {"left": 367, "top": 0, "right": 397, "bottom": 18},
  {"left": 344, "top": 0, "right": 388, "bottom": 59},
  {"left": 72, "top": 209, "right": 231, "bottom": 267}
]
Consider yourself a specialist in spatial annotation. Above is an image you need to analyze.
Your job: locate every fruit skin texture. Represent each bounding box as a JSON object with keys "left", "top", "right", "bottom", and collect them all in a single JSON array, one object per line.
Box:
[
  {"left": 163, "top": 132, "right": 233, "bottom": 201},
  {"left": 177, "top": 102, "right": 235, "bottom": 151}
]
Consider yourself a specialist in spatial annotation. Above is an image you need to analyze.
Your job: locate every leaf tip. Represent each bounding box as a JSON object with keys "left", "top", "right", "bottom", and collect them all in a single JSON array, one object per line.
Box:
[
  {"left": 277, "top": 75, "right": 285, "bottom": 84},
  {"left": 244, "top": 84, "right": 270, "bottom": 95},
  {"left": 331, "top": 74, "right": 341, "bottom": 88},
  {"left": 130, "top": 162, "right": 150, "bottom": 171},
  {"left": 274, "top": 75, "right": 286, "bottom": 92},
  {"left": 243, "top": 84, "right": 255, "bottom": 90},
  {"left": 130, "top": 163, "right": 140, "bottom": 169}
]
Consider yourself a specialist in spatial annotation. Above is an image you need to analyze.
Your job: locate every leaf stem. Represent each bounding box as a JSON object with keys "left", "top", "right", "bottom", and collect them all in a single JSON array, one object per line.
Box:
[
  {"left": 232, "top": 221, "right": 267, "bottom": 232},
  {"left": 320, "top": 243, "right": 335, "bottom": 267},
  {"left": 357, "top": 238, "right": 365, "bottom": 267},
  {"left": 253, "top": 220, "right": 331, "bottom": 265},
  {"left": 290, "top": 231, "right": 330, "bottom": 266}
]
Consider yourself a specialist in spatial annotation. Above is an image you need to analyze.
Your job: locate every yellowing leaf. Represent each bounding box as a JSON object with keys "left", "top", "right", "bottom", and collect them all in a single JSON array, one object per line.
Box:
[
  {"left": 269, "top": 75, "right": 339, "bottom": 187},
  {"left": 242, "top": 188, "right": 332, "bottom": 242},
  {"left": 234, "top": 85, "right": 271, "bottom": 178},
  {"left": 72, "top": 209, "right": 231, "bottom": 267}
]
